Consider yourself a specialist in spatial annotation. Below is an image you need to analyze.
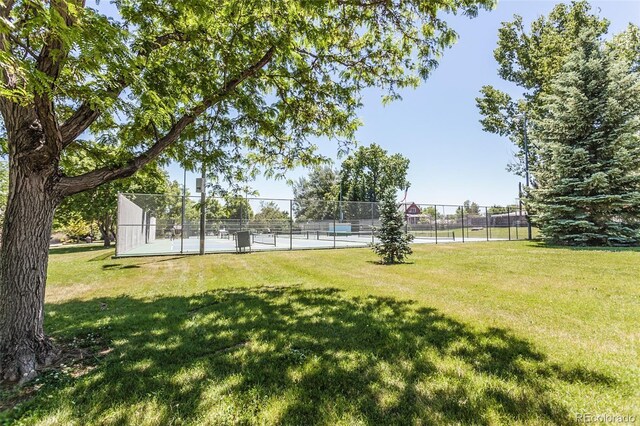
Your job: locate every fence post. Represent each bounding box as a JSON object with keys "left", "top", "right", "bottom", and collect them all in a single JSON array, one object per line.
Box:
[
  {"left": 434, "top": 205, "right": 438, "bottom": 244},
  {"left": 404, "top": 202, "right": 408, "bottom": 235},
  {"left": 485, "top": 207, "right": 489, "bottom": 241},
  {"left": 180, "top": 193, "right": 185, "bottom": 254},
  {"left": 115, "top": 193, "right": 121, "bottom": 257},
  {"left": 289, "top": 199, "right": 293, "bottom": 251},
  {"left": 518, "top": 183, "right": 522, "bottom": 240},
  {"left": 507, "top": 206, "right": 511, "bottom": 241},
  {"left": 199, "top": 178, "right": 206, "bottom": 256},
  {"left": 461, "top": 205, "right": 465, "bottom": 243},
  {"left": 333, "top": 202, "right": 337, "bottom": 249},
  {"left": 371, "top": 202, "right": 375, "bottom": 244}
]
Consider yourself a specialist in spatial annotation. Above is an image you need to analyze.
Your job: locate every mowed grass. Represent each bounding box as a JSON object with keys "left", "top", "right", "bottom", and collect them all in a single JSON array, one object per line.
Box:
[{"left": 2, "top": 242, "right": 639, "bottom": 425}]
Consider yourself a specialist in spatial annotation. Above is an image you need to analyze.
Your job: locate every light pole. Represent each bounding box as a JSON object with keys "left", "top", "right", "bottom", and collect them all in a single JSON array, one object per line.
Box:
[
  {"left": 199, "top": 135, "right": 207, "bottom": 255},
  {"left": 522, "top": 112, "right": 532, "bottom": 240},
  {"left": 181, "top": 167, "right": 186, "bottom": 254},
  {"left": 339, "top": 179, "right": 343, "bottom": 222}
]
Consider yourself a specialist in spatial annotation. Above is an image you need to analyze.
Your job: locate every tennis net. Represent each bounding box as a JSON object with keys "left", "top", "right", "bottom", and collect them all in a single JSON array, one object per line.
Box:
[
  {"left": 409, "top": 230, "right": 456, "bottom": 241},
  {"left": 275, "top": 231, "right": 311, "bottom": 240},
  {"left": 316, "top": 231, "right": 376, "bottom": 243},
  {"left": 252, "top": 233, "right": 277, "bottom": 246}
]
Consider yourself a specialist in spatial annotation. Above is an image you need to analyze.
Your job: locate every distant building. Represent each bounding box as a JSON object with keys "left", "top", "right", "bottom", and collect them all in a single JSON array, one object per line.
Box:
[{"left": 404, "top": 202, "right": 421, "bottom": 224}]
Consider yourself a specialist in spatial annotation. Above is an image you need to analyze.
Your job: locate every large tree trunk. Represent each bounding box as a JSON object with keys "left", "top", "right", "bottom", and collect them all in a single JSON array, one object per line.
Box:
[
  {"left": 0, "top": 110, "right": 61, "bottom": 384},
  {"left": 0, "top": 171, "right": 59, "bottom": 383}
]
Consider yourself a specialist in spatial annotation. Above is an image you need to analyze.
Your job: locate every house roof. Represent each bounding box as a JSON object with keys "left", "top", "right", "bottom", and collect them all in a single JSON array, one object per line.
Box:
[{"left": 404, "top": 202, "right": 421, "bottom": 213}]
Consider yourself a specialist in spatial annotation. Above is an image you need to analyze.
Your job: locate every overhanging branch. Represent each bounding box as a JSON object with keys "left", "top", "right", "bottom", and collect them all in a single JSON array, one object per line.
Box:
[
  {"left": 59, "top": 32, "right": 193, "bottom": 147},
  {"left": 0, "top": 0, "right": 16, "bottom": 19},
  {"left": 59, "top": 77, "right": 127, "bottom": 146},
  {"left": 56, "top": 46, "right": 276, "bottom": 197}
]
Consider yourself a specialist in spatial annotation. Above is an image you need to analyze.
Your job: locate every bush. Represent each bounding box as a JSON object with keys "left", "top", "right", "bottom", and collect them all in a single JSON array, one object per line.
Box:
[{"left": 64, "top": 218, "right": 91, "bottom": 243}]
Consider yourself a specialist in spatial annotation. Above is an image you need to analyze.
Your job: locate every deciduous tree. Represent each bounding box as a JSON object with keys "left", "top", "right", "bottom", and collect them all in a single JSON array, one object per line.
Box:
[
  {"left": 339, "top": 143, "right": 410, "bottom": 203},
  {"left": 456, "top": 200, "right": 480, "bottom": 217},
  {"left": 476, "top": 1, "right": 611, "bottom": 177},
  {"left": 55, "top": 144, "right": 169, "bottom": 246},
  {"left": 254, "top": 202, "right": 289, "bottom": 222},
  {"left": 292, "top": 166, "right": 338, "bottom": 221},
  {"left": 0, "top": 0, "right": 493, "bottom": 382}
]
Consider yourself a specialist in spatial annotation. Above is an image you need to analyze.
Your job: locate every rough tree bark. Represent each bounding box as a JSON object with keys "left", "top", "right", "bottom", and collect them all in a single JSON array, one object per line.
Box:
[{"left": 0, "top": 108, "right": 62, "bottom": 383}]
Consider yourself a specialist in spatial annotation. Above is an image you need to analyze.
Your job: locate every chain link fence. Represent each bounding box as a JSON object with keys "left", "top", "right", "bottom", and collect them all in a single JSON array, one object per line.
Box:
[{"left": 116, "top": 194, "right": 532, "bottom": 257}]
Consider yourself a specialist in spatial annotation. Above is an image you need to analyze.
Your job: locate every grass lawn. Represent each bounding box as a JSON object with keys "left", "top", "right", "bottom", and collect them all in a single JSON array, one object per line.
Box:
[{"left": 1, "top": 241, "right": 638, "bottom": 425}]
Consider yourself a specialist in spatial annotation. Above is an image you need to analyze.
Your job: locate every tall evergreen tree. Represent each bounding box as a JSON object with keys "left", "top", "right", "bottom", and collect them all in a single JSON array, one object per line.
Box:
[
  {"left": 529, "top": 31, "right": 640, "bottom": 246},
  {"left": 372, "top": 191, "right": 413, "bottom": 264}
]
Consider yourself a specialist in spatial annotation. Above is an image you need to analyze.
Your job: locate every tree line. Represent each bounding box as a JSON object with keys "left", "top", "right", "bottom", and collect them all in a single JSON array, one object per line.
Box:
[{"left": 293, "top": 143, "right": 410, "bottom": 221}]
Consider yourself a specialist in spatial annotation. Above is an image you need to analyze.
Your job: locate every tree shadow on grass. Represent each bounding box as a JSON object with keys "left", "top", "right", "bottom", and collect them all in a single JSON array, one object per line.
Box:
[
  {"left": 49, "top": 244, "right": 112, "bottom": 256},
  {"left": 101, "top": 264, "right": 141, "bottom": 270},
  {"left": 9, "top": 287, "right": 615, "bottom": 425},
  {"left": 531, "top": 241, "right": 640, "bottom": 253},
  {"left": 365, "top": 260, "right": 416, "bottom": 266}
]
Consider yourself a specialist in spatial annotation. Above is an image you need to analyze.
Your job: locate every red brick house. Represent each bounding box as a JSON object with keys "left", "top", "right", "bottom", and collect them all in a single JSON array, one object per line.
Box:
[{"left": 404, "top": 202, "right": 421, "bottom": 224}]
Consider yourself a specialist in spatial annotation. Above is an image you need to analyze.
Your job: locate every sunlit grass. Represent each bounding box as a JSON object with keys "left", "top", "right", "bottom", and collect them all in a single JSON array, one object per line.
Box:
[{"left": 2, "top": 241, "right": 638, "bottom": 425}]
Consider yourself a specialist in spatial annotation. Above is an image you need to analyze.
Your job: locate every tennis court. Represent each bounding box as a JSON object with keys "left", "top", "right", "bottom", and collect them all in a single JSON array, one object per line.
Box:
[
  {"left": 119, "top": 229, "right": 493, "bottom": 256},
  {"left": 115, "top": 194, "right": 525, "bottom": 257}
]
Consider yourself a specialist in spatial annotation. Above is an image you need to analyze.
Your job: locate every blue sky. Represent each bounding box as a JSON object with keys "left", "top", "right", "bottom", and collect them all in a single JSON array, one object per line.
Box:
[{"left": 155, "top": 1, "right": 639, "bottom": 206}]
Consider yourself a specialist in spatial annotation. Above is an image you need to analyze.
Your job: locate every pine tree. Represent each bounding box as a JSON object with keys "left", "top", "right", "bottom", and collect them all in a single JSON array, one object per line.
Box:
[
  {"left": 372, "top": 191, "right": 414, "bottom": 263},
  {"left": 529, "top": 30, "right": 640, "bottom": 246}
]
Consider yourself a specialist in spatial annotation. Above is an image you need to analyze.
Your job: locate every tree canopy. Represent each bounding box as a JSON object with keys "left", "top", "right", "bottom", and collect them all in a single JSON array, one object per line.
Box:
[
  {"left": 339, "top": 144, "right": 410, "bottom": 203},
  {"left": 2, "top": 0, "right": 495, "bottom": 190},
  {"left": 475, "top": 0, "right": 640, "bottom": 247},
  {"left": 475, "top": 1, "right": 624, "bottom": 177},
  {"left": 456, "top": 200, "right": 480, "bottom": 217},
  {"left": 292, "top": 166, "right": 338, "bottom": 221}
]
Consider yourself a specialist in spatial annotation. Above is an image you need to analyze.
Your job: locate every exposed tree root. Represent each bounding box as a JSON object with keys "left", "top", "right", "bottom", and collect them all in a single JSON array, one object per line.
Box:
[
  {"left": 0, "top": 339, "right": 112, "bottom": 411},
  {"left": 1, "top": 337, "right": 60, "bottom": 385}
]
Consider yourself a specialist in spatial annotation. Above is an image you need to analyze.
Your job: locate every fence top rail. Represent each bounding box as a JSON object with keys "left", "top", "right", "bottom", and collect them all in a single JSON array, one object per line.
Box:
[{"left": 118, "top": 193, "right": 525, "bottom": 211}]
